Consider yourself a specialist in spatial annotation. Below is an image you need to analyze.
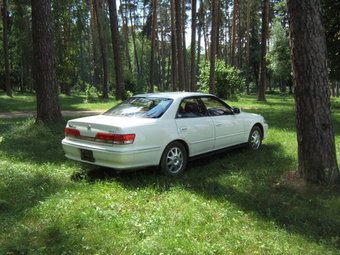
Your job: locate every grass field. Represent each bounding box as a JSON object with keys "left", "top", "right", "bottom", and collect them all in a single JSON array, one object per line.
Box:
[{"left": 0, "top": 94, "right": 339, "bottom": 254}]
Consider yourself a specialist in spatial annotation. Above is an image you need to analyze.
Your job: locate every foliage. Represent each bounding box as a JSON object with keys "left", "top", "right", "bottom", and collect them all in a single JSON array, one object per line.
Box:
[
  {"left": 84, "top": 83, "right": 101, "bottom": 103},
  {"left": 267, "top": 19, "right": 292, "bottom": 92},
  {"left": 198, "top": 60, "right": 245, "bottom": 100},
  {"left": 0, "top": 95, "right": 339, "bottom": 254},
  {"left": 322, "top": 0, "right": 340, "bottom": 81}
]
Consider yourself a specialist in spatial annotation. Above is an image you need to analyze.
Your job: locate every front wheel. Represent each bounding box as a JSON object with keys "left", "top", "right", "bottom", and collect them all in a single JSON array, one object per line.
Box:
[
  {"left": 160, "top": 141, "right": 187, "bottom": 175},
  {"left": 248, "top": 126, "right": 262, "bottom": 150}
]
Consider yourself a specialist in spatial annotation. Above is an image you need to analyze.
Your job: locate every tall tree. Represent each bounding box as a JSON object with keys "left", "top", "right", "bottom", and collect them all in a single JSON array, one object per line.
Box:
[
  {"left": 258, "top": 0, "right": 269, "bottom": 101},
  {"left": 3, "top": 0, "right": 12, "bottom": 96},
  {"left": 174, "top": 0, "right": 186, "bottom": 91},
  {"left": 93, "top": 0, "right": 109, "bottom": 98},
  {"left": 287, "top": 0, "right": 339, "bottom": 184},
  {"left": 230, "top": 0, "right": 238, "bottom": 67},
  {"left": 149, "top": 0, "right": 157, "bottom": 92},
  {"left": 208, "top": 0, "right": 220, "bottom": 94},
  {"left": 190, "top": 0, "right": 197, "bottom": 91},
  {"left": 127, "top": 0, "right": 140, "bottom": 76},
  {"left": 119, "top": 4, "right": 132, "bottom": 71},
  {"left": 170, "top": 0, "right": 178, "bottom": 91},
  {"left": 108, "top": 0, "right": 125, "bottom": 100},
  {"left": 31, "top": 0, "right": 63, "bottom": 123}
]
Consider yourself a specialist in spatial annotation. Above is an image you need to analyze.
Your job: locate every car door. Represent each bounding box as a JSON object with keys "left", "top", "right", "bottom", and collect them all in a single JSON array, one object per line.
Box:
[
  {"left": 175, "top": 97, "right": 215, "bottom": 156},
  {"left": 201, "top": 96, "right": 245, "bottom": 150}
]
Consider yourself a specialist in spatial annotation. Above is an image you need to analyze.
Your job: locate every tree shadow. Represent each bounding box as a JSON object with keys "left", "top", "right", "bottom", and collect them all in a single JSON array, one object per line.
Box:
[{"left": 78, "top": 144, "right": 339, "bottom": 250}]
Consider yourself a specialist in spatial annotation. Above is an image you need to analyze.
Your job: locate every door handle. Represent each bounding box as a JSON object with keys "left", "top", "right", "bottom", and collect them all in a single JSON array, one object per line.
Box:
[
  {"left": 216, "top": 123, "right": 223, "bottom": 127},
  {"left": 180, "top": 127, "right": 188, "bottom": 131}
]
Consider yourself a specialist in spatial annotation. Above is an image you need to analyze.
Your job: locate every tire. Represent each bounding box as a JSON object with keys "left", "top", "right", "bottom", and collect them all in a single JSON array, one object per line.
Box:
[
  {"left": 248, "top": 126, "right": 262, "bottom": 150},
  {"left": 160, "top": 141, "right": 187, "bottom": 175}
]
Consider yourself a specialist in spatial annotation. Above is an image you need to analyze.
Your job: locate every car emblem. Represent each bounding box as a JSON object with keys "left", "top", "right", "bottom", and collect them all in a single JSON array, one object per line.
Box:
[{"left": 87, "top": 125, "right": 91, "bottom": 130}]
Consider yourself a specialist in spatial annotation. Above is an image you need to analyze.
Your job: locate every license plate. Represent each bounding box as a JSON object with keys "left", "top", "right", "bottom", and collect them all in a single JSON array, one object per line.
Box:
[{"left": 80, "top": 149, "right": 95, "bottom": 162}]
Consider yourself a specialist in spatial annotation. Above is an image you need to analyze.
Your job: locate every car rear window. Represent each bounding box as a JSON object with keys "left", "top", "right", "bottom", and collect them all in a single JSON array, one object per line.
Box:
[{"left": 103, "top": 97, "right": 173, "bottom": 118}]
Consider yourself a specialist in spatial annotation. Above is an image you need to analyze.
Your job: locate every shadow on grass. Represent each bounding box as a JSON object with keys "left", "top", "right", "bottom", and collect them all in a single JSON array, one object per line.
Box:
[{"left": 79, "top": 143, "right": 339, "bottom": 249}]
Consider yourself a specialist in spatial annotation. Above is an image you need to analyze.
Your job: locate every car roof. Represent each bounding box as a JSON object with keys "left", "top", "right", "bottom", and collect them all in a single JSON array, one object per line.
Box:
[{"left": 133, "top": 92, "right": 213, "bottom": 100}]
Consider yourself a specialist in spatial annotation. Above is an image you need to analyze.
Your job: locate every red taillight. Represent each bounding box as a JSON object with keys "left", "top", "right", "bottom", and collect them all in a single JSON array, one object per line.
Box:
[
  {"left": 95, "top": 133, "right": 135, "bottom": 145},
  {"left": 95, "top": 133, "right": 115, "bottom": 141},
  {"left": 65, "top": 128, "right": 80, "bottom": 136},
  {"left": 113, "top": 134, "right": 136, "bottom": 145}
]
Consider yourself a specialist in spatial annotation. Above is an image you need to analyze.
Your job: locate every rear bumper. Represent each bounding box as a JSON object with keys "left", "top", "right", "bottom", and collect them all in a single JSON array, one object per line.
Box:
[{"left": 62, "top": 138, "right": 161, "bottom": 170}]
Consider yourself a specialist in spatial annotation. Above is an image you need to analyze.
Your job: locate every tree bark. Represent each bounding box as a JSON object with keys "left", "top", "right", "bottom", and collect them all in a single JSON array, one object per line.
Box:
[
  {"left": 231, "top": 0, "right": 238, "bottom": 67},
  {"left": 181, "top": 0, "right": 188, "bottom": 90},
  {"left": 31, "top": 0, "right": 63, "bottom": 123},
  {"left": 108, "top": 0, "right": 125, "bottom": 100},
  {"left": 258, "top": 0, "right": 268, "bottom": 101},
  {"left": 93, "top": 0, "right": 109, "bottom": 98},
  {"left": 209, "top": 0, "right": 220, "bottom": 94},
  {"left": 128, "top": 0, "right": 140, "bottom": 76},
  {"left": 170, "top": 0, "right": 178, "bottom": 91},
  {"left": 190, "top": 0, "right": 197, "bottom": 92},
  {"left": 3, "top": 0, "right": 12, "bottom": 97},
  {"left": 149, "top": 0, "right": 157, "bottom": 92},
  {"left": 174, "top": 0, "right": 186, "bottom": 91},
  {"left": 287, "top": 0, "right": 339, "bottom": 184},
  {"left": 245, "top": 0, "right": 252, "bottom": 95},
  {"left": 119, "top": 4, "right": 132, "bottom": 72},
  {"left": 196, "top": 0, "right": 203, "bottom": 76}
]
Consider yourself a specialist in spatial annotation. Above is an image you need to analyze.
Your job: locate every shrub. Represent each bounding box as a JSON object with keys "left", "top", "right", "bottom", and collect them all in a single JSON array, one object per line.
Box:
[{"left": 198, "top": 60, "right": 245, "bottom": 99}]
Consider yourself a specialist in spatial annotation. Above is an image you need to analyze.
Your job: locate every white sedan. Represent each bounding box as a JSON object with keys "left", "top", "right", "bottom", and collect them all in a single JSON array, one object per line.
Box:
[{"left": 62, "top": 92, "right": 268, "bottom": 175}]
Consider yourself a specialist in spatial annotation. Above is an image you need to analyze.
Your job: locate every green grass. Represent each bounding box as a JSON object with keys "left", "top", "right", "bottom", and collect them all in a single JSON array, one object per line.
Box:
[
  {"left": 0, "top": 92, "right": 118, "bottom": 112},
  {"left": 0, "top": 94, "right": 339, "bottom": 254}
]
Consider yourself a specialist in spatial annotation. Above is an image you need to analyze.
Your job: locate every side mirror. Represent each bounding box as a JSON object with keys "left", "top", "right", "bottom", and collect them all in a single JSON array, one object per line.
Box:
[{"left": 233, "top": 107, "right": 241, "bottom": 114}]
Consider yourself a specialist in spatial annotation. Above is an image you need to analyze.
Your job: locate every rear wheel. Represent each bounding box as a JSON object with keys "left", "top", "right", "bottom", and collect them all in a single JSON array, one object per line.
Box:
[
  {"left": 160, "top": 141, "right": 187, "bottom": 175},
  {"left": 248, "top": 126, "right": 262, "bottom": 150}
]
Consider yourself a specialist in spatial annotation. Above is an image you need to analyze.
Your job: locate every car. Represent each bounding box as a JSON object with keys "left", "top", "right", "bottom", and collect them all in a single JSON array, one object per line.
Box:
[{"left": 62, "top": 92, "right": 268, "bottom": 175}]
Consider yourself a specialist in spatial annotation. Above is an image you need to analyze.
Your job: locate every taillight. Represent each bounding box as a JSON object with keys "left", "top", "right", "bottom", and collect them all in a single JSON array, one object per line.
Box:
[
  {"left": 95, "top": 133, "right": 115, "bottom": 143},
  {"left": 113, "top": 134, "right": 136, "bottom": 145},
  {"left": 65, "top": 128, "right": 80, "bottom": 137},
  {"left": 95, "top": 133, "right": 135, "bottom": 145}
]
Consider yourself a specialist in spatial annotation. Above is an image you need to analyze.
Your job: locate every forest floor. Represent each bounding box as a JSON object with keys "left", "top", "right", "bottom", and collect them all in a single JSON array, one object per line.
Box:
[{"left": 0, "top": 93, "right": 339, "bottom": 254}]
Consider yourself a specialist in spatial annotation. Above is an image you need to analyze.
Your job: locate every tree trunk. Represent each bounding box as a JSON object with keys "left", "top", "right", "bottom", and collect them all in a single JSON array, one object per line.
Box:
[
  {"left": 287, "top": 0, "right": 339, "bottom": 184},
  {"left": 3, "top": 0, "right": 12, "bottom": 97},
  {"left": 31, "top": 0, "right": 63, "bottom": 123},
  {"left": 181, "top": 0, "right": 188, "bottom": 90},
  {"left": 108, "top": 0, "right": 125, "bottom": 100},
  {"left": 149, "top": 0, "right": 157, "bottom": 92},
  {"left": 202, "top": 5, "right": 208, "bottom": 61},
  {"left": 120, "top": 4, "right": 132, "bottom": 72},
  {"left": 170, "top": 0, "right": 178, "bottom": 91},
  {"left": 128, "top": 0, "right": 140, "bottom": 76},
  {"left": 245, "top": 0, "right": 252, "bottom": 95},
  {"left": 196, "top": 0, "right": 203, "bottom": 76},
  {"left": 93, "top": 0, "right": 109, "bottom": 98},
  {"left": 190, "top": 0, "right": 197, "bottom": 92},
  {"left": 258, "top": 0, "right": 269, "bottom": 101},
  {"left": 90, "top": 0, "right": 101, "bottom": 89},
  {"left": 231, "top": 0, "right": 238, "bottom": 67},
  {"left": 174, "top": 0, "right": 186, "bottom": 91},
  {"left": 209, "top": 0, "right": 220, "bottom": 94}
]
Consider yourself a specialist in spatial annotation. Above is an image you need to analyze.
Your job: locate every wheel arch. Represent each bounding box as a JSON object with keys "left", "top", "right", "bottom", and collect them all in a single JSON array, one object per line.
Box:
[
  {"left": 159, "top": 139, "right": 190, "bottom": 163},
  {"left": 252, "top": 123, "right": 264, "bottom": 139}
]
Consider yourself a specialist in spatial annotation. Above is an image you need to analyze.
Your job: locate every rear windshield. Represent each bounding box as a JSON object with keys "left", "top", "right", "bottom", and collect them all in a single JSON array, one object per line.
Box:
[{"left": 103, "top": 97, "right": 173, "bottom": 118}]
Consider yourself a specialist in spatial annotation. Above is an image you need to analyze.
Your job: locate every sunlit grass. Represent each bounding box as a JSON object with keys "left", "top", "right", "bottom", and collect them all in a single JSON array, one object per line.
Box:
[{"left": 0, "top": 94, "right": 339, "bottom": 254}]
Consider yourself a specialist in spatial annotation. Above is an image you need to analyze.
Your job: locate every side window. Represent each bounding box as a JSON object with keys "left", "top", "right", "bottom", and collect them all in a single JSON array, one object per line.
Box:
[
  {"left": 177, "top": 98, "right": 207, "bottom": 118},
  {"left": 201, "top": 97, "right": 233, "bottom": 116}
]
